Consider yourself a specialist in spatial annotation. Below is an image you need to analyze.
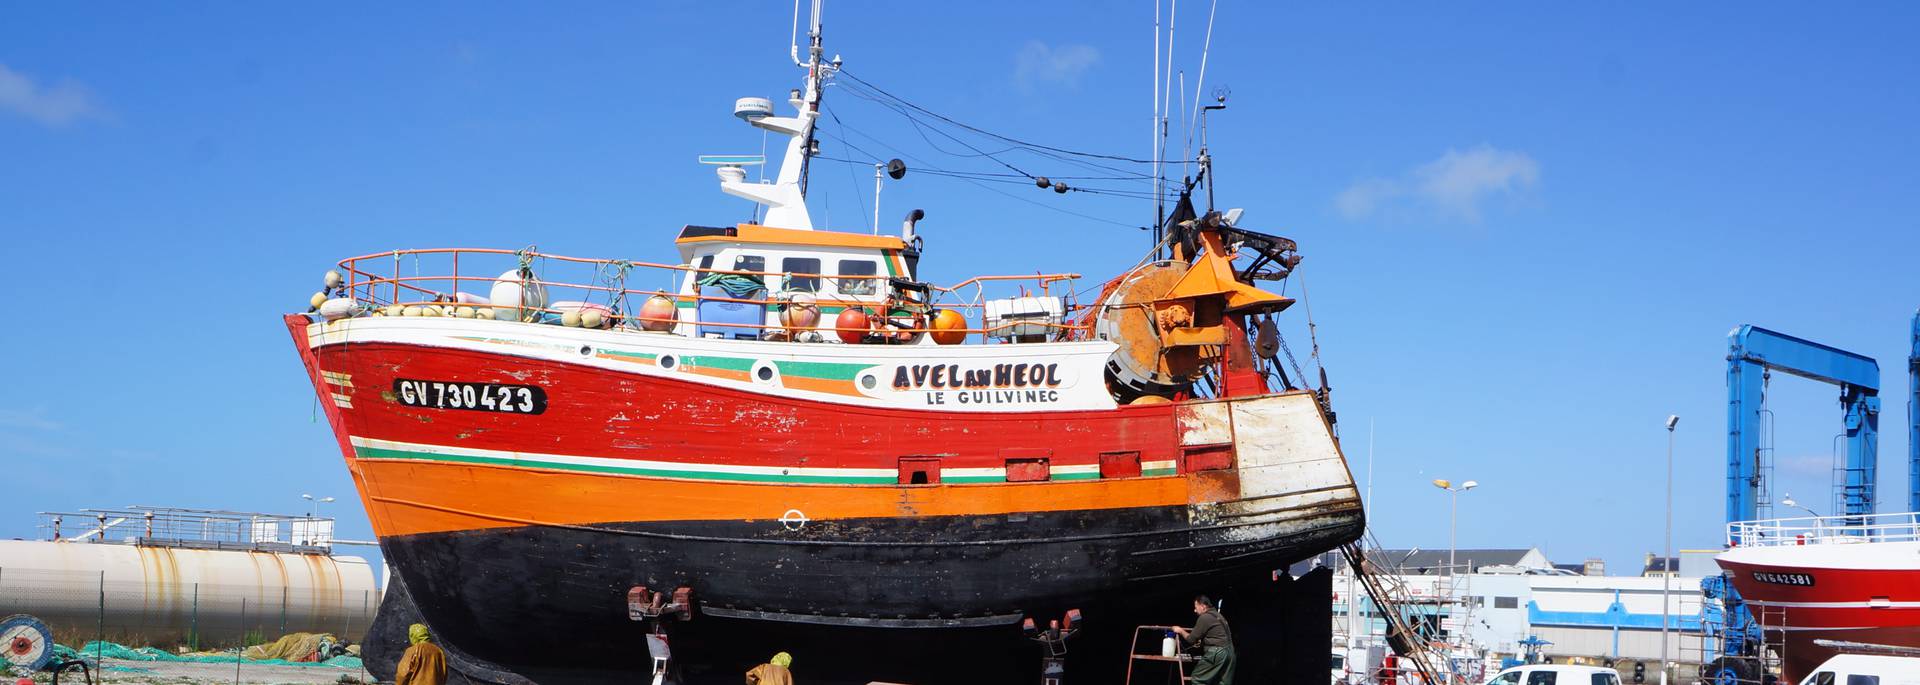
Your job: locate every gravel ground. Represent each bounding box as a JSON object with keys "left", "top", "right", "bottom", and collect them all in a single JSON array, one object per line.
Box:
[{"left": 27, "top": 659, "right": 371, "bottom": 685}]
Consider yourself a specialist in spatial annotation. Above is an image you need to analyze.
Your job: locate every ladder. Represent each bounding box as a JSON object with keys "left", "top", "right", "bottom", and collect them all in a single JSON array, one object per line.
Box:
[
  {"left": 1342, "top": 542, "right": 1451, "bottom": 684},
  {"left": 1124, "top": 625, "right": 1192, "bottom": 685}
]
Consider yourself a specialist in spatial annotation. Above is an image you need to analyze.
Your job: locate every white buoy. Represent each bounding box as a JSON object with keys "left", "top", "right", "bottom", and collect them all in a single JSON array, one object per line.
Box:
[
  {"left": 323, "top": 270, "right": 344, "bottom": 289},
  {"left": 490, "top": 269, "right": 548, "bottom": 322},
  {"left": 561, "top": 310, "right": 582, "bottom": 327},
  {"left": 454, "top": 306, "right": 475, "bottom": 319},
  {"left": 383, "top": 305, "right": 403, "bottom": 317},
  {"left": 580, "top": 310, "right": 605, "bottom": 329},
  {"left": 318, "top": 298, "right": 358, "bottom": 321},
  {"left": 402, "top": 306, "right": 423, "bottom": 317},
  {"left": 475, "top": 307, "right": 493, "bottom": 320}
]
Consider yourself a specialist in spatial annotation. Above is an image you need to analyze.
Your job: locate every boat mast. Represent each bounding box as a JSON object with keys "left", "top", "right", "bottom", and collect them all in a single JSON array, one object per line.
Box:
[{"left": 711, "top": 0, "right": 834, "bottom": 231}]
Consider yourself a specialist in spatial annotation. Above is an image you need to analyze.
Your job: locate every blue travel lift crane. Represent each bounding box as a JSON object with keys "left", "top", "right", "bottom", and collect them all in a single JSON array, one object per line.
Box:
[
  {"left": 1707, "top": 324, "right": 1887, "bottom": 683},
  {"left": 1910, "top": 311, "right": 1920, "bottom": 514}
]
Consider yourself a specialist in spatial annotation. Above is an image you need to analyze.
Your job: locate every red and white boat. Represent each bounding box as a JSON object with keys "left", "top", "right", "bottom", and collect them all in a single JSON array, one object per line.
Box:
[
  {"left": 284, "top": 2, "right": 1365, "bottom": 680},
  {"left": 1716, "top": 512, "right": 1920, "bottom": 682}
]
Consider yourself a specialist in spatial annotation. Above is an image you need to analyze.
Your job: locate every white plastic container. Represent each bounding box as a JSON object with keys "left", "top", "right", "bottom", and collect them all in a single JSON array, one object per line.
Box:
[
  {"left": 984, "top": 296, "right": 1066, "bottom": 339},
  {"left": 1161, "top": 632, "right": 1178, "bottom": 658}
]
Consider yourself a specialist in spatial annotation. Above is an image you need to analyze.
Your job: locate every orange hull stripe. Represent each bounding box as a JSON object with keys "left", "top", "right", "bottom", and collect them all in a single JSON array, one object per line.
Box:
[
  {"left": 355, "top": 458, "right": 1193, "bottom": 537},
  {"left": 780, "top": 375, "right": 863, "bottom": 397}
]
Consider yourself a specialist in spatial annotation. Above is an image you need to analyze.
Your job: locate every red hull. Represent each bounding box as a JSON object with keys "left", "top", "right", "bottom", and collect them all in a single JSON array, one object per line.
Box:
[
  {"left": 324, "top": 343, "right": 1179, "bottom": 473},
  {"left": 1718, "top": 541, "right": 1920, "bottom": 681}
]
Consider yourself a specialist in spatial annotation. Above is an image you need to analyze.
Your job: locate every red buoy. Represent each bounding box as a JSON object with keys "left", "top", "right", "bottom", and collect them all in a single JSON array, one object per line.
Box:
[{"left": 834, "top": 308, "right": 870, "bottom": 344}]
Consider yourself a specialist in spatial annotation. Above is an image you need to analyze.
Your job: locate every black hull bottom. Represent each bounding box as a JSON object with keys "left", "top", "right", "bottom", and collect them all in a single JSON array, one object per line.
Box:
[{"left": 369, "top": 506, "right": 1360, "bottom": 684}]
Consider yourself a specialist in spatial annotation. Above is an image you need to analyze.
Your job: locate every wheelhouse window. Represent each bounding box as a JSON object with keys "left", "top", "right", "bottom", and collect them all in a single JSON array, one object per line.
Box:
[
  {"left": 836, "top": 259, "right": 878, "bottom": 295},
  {"left": 733, "top": 254, "right": 765, "bottom": 275},
  {"left": 782, "top": 257, "right": 822, "bottom": 293}
]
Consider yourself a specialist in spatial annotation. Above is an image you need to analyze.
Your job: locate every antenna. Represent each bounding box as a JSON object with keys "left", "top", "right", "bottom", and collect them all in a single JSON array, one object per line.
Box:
[
  {"left": 1198, "top": 87, "right": 1227, "bottom": 210},
  {"left": 1159, "top": 0, "right": 1179, "bottom": 194},
  {"left": 789, "top": 0, "right": 803, "bottom": 66},
  {"left": 1151, "top": 0, "right": 1163, "bottom": 256},
  {"left": 1187, "top": 0, "right": 1219, "bottom": 151}
]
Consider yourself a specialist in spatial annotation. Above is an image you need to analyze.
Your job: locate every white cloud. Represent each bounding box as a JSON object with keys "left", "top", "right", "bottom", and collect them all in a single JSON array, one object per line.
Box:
[
  {"left": 1013, "top": 41, "right": 1100, "bottom": 92},
  {"left": 0, "top": 64, "right": 105, "bottom": 127},
  {"left": 0, "top": 408, "right": 61, "bottom": 431},
  {"left": 1335, "top": 145, "right": 1539, "bottom": 223}
]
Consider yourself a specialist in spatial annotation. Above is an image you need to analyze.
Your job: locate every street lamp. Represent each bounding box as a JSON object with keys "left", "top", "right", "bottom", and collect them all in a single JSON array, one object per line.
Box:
[
  {"left": 300, "top": 493, "right": 336, "bottom": 520},
  {"left": 1780, "top": 494, "right": 1820, "bottom": 518},
  {"left": 1662, "top": 415, "right": 1678, "bottom": 685},
  {"left": 1431, "top": 479, "right": 1477, "bottom": 578}
]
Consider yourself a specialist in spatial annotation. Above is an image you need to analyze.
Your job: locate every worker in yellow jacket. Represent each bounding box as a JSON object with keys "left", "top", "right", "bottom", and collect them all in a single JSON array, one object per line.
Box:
[
  {"left": 745, "top": 651, "right": 794, "bottom": 685},
  {"left": 394, "top": 623, "right": 447, "bottom": 685}
]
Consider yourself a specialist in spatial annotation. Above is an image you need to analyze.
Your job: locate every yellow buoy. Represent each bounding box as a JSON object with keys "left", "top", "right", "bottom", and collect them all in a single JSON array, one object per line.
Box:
[
  {"left": 581, "top": 310, "right": 605, "bottom": 329},
  {"left": 383, "top": 305, "right": 403, "bottom": 317},
  {"left": 562, "top": 310, "right": 582, "bottom": 327},
  {"left": 309, "top": 292, "right": 328, "bottom": 309},
  {"left": 454, "top": 306, "right": 475, "bottom": 319},
  {"left": 474, "top": 307, "right": 493, "bottom": 320},
  {"left": 402, "top": 306, "right": 422, "bottom": 317}
]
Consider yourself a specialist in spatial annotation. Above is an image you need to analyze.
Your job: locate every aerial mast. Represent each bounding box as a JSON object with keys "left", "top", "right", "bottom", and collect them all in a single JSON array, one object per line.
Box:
[{"left": 705, "top": 0, "right": 835, "bottom": 231}]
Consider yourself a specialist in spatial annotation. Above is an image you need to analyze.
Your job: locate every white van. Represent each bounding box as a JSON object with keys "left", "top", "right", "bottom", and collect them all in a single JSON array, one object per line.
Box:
[
  {"left": 1483, "top": 664, "right": 1622, "bottom": 685},
  {"left": 1798, "top": 654, "right": 1920, "bottom": 685}
]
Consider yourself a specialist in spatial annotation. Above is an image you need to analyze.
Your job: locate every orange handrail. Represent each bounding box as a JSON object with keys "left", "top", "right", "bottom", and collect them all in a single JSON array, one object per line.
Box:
[{"left": 330, "top": 247, "right": 1095, "bottom": 340}]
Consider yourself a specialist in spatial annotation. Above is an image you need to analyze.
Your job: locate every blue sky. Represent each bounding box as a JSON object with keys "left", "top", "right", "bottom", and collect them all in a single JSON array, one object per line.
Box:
[{"left": 3, "top": 2, "right": 1917, "bottom": 577}]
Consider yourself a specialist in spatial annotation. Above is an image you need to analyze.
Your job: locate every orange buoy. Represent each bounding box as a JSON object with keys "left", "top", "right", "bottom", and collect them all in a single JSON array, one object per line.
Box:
[
  {"left": 637, "top": 295, "right": 678, "bottom": 331},
  {"left": 929, "top": 309, "right": 968, "bottom": 345},
  {"left": 834, "top": 308, "right": 870, "bottom": 344}
]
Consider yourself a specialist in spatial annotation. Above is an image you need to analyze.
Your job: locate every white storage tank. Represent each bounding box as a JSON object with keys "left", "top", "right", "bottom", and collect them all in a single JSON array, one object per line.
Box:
[{"left": 0, "top": 539, "right": 379, "bottom": 647}]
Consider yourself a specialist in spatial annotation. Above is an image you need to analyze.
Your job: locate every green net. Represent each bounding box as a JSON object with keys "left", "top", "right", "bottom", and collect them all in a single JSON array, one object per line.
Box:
[{"left": 52, "top": 640, "right": 363, "bottom": 669}]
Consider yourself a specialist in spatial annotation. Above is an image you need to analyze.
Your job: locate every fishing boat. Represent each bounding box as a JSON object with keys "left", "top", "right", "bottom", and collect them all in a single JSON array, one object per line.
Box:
[
  {"left": 1717, "top": 513, "right": 1920, "bottom": 683},
  {"left": 286, "top": 2, "right": 1363, "bottom": 679}
]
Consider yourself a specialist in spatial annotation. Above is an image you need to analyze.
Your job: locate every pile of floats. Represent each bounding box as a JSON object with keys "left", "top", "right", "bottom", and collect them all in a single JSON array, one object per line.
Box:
[{"left": 305, "top": 267, "right": 976, "bottom": 345}]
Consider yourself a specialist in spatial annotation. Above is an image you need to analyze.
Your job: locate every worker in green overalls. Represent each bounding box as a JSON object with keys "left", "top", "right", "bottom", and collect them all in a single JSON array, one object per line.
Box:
[{"left": 1172, "top": 595, "right": 1235, "bottom": 685}]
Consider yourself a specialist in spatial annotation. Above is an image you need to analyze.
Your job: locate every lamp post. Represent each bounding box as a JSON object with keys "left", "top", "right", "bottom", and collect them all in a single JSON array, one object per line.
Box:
[
  {"left": 1780, "top": 494, "right": 1821, "bottom": 518},
  {"left": 1662, "top": 414, "right": 1678, "bottom": 685},
  {"left": 1432, "top": 479, "right": 1478, "bottom": 576},
  {"left": 1433, "top": 479, "right": 1476, "bottom": 650},
  {"left": 300, "top": 493, "right": 335, "bottom": 520}
]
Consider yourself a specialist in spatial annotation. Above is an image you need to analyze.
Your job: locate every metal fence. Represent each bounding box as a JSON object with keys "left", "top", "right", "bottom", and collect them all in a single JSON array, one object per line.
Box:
[{"left": 0, "top": 565, "right": 379, "bottom": 651}]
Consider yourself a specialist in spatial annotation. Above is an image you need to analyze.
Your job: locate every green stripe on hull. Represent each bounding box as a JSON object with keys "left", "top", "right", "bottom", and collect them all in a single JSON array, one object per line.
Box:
[
  {"left": 772, "top": 359, "right": 873, "bottom": 381},
  {"left": 354, "top": 446, "right": 896, "bottom": 484}
]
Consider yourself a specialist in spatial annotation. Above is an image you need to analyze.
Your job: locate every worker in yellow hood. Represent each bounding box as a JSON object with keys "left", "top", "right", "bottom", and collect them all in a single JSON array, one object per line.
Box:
[
  {"left": 395, "top": 623, "right": 447, "bottom": 685},
  {"left": 745, "top": 651, "right": 794, "bottom": 685}
]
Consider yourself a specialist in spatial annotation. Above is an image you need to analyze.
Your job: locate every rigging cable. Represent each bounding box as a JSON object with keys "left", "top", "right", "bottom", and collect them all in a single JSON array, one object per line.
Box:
[
  {"left": 837, "top": 69, "right": 1158, "bottom": 164},
  {"left": 824, "top": 107, "right": 874, "bottom": 233},
  {"left": 813, "top": 129, "right": 1142, "bottom": 229}
]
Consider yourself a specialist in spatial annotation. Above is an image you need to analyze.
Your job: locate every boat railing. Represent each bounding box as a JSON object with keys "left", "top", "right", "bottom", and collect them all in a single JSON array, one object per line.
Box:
[
  {"left": 1726, "top": 511, "right": 1920, "bottom": 547},
  {"left": 326, "top": 247, "right": 1092, "bottom": 340}
]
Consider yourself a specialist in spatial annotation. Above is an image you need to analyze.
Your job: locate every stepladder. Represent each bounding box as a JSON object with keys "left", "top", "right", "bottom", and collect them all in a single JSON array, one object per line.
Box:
[{"left": 1125, "top": 625, "right": 1193, "bottom": 685}]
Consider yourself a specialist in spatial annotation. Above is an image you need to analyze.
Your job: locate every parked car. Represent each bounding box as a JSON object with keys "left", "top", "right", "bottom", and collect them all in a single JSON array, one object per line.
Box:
[
  {"left": 1484, "top": 664, "right": 1622, "bottom": 685},
  {"left": 1798, "top": 653, "right": 1920, "bottom": 685}
]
